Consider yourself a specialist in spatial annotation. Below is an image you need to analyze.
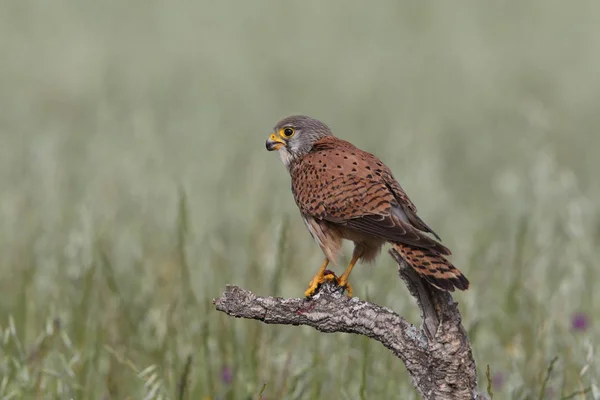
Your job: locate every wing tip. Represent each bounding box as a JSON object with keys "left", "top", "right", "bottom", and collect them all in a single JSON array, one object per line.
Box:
[{"left": 427, "top": 274, "right": 470, "bottom": 292}]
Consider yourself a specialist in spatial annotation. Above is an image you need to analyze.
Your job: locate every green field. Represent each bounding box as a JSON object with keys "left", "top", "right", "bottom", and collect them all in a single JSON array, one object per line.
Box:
[{"left": 1, "top": 1, "right": 599, "bottom": 398}]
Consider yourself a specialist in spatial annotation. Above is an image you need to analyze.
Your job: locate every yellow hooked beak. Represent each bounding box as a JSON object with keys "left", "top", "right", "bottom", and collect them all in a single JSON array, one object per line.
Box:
[{"left": 266, "top": 133, "right": 285, "bottom": 151}]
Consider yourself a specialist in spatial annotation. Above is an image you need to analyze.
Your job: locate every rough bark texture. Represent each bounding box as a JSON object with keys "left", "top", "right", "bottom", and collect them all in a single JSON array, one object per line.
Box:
[{"left": 213, "top": 249, "right": 478, "bottom": 400}]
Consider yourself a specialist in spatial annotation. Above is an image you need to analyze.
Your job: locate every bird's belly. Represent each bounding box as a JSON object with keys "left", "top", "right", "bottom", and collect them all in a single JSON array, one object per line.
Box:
[{"left": 337, "top": 225, "right": 386, "bottom": 263}]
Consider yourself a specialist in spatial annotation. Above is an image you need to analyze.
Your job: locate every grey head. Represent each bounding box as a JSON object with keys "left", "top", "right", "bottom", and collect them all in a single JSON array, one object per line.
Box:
[{"left": 265, "top": 115, "right": 333, "bottom": 168}]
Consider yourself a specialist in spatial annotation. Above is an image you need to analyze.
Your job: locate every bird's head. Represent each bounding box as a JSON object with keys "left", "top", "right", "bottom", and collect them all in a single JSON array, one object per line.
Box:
[{"left": 266, "top": 115, "right": 333, "bottom": 168}]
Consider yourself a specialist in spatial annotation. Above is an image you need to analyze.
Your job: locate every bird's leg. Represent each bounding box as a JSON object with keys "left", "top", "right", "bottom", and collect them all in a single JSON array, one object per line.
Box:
[
  {"left": 304, "top": 258, "right": 335, "bottom": 297},
  {"left": 337, "top": 247, "right": 364, "bottom": 297}
]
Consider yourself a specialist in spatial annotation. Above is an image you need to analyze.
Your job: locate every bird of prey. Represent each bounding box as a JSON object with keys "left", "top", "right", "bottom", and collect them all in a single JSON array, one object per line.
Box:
[{"left": 266, "top": 115, "right": 469, "bottom": 297}]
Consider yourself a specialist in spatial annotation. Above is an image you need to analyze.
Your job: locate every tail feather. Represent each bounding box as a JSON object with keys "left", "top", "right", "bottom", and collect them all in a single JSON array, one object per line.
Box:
[{"left": 392, "top": 243, "right": 469, "bottom": 291}]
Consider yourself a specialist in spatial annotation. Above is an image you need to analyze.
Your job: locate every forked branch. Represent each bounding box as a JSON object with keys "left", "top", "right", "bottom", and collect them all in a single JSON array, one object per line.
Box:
[{"left": 213, "top": 249, "right": 478, "bottom": 400}]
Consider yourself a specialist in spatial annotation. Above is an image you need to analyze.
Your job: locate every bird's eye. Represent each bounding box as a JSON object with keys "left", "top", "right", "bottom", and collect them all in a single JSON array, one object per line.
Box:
[{"left": 282, "top": 127, "right": 295, "bottom": 137}]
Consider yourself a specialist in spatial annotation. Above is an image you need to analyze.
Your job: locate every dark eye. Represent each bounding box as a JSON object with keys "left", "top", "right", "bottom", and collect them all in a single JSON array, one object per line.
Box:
[{"left": 283, "top": 127, "right": 295, "bottom": 137}]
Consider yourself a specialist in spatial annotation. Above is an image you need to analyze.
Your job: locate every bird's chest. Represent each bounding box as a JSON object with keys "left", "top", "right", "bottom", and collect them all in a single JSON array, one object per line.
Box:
[
  {"left": 290, "top": 163, "right": 334, "bottom": 217},
  {"left": 291, "top": 164, "right": 365, "bottom": 221}
]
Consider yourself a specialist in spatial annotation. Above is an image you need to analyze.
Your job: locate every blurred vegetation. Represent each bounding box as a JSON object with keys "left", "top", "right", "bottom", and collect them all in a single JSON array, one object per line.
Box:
[{"left": 1, "top": 0, "right": 599, "bottom": 399}]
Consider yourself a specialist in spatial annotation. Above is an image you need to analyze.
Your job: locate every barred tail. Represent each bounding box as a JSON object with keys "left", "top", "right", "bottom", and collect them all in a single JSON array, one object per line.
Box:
[{"left": 392, "top": 243, "right": 469, "bottom": 291}]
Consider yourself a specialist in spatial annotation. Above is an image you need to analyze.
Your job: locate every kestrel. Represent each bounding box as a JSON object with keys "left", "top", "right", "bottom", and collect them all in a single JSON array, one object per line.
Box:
[{"left": 266, "top": 115, "right": 469, "bottom": 297}]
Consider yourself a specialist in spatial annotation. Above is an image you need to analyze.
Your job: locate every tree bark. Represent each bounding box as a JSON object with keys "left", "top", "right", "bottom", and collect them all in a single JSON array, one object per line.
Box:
[{"left": 213, "top": 249, "right": 479, "bottom": 400}]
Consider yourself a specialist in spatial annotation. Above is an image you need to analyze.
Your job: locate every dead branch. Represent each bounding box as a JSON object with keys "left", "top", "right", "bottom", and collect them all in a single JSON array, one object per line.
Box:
[{"left": 213, "top": 249, "right": 478, "bottom": 400}]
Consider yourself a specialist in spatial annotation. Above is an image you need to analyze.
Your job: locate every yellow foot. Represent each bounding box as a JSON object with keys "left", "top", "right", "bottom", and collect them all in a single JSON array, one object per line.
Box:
[
  {"left": 336, "top": 277, "right": 353, "bottom": 297},
  {"left": 304, "top": 272, "right": 337, "bottom": 297}
]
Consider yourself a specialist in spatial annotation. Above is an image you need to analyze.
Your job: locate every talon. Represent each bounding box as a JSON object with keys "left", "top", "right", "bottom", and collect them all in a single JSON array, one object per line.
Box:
[
  {"left": 336, "top": 277, "right": 353, "bottom": 297},
  {"left": 335, "top": 251, "right": 361, "bottom": 297},
  {"left": 305, "top": 272, "right": 339, "bottom": 297},
  {"left": 304, "top": 279, "right": 321, "bottom": 298},
  {"left": 304, "top": 259, "right": 332, "bottom": 297},
  {"left": 304, "top": 258, "right": 357, "bottom": 298}
]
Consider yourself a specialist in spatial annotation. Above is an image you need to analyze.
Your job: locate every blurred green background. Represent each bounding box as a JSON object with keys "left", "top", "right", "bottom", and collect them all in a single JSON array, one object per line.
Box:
[{"left": 1, "top": 0, "right": 599, "bottom": 399}]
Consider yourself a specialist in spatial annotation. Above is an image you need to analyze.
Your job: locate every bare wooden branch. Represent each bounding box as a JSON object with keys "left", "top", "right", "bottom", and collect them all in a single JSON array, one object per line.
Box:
[{"left": 213, "top": 250, "right": 478, "bottom": 400}]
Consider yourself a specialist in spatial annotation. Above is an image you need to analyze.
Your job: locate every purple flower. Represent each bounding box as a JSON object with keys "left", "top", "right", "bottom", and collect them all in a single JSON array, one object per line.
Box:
[
  {"left": 220, "top": 366, "right": 232, "bottom": 384},
  {"left": 491, "top": 372, "right": 505, "bottom": 390},
  {"left": 571, "top": 312, "right": 589, "bottom": 332}
]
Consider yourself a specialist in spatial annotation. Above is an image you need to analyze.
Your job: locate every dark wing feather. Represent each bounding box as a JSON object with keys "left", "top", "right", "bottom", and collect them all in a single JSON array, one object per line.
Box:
[
  {"left": 383, "top": 175, "right": 443, "bottom": 241},
  {"left": 343, "top": 211, "right": 450, "bottom": 255}
]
